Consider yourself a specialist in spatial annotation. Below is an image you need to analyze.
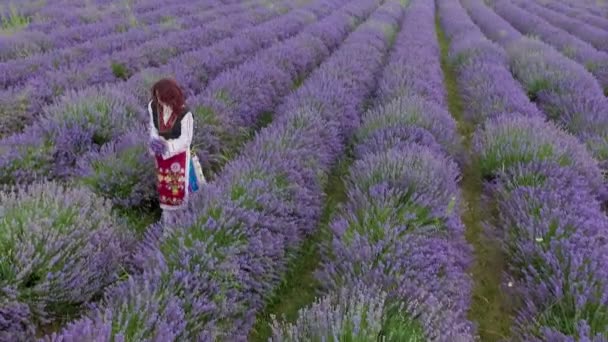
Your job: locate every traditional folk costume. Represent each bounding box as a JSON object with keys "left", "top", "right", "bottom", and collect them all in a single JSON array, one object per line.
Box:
[{"left": 148, "top": 100, "right": 202, "bottom": 211}]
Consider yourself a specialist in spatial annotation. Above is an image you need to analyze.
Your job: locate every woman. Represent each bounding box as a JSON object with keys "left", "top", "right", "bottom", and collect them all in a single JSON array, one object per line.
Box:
[{"left": 148, "top": 78, "right": 197, "bottom": 211}]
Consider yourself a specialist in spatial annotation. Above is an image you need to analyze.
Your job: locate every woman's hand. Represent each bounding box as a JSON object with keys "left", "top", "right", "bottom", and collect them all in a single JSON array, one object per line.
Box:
[{"left": 149, "top": 137, "right": 168, "bottom": 155}]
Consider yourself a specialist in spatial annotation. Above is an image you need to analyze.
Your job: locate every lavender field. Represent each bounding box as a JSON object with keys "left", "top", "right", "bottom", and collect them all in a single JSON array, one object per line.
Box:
[{"left": 0, "top": 0, "right": 607, "bottom": 341}]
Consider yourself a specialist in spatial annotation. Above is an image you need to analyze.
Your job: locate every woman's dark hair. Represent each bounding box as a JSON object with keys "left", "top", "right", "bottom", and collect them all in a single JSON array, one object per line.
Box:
[{"left": 151, "top": 78, "right": 185, "bottom": 116}]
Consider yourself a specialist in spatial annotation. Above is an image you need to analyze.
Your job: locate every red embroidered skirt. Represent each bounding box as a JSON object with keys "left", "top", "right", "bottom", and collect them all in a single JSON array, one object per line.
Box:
[{"left": 155, "top": 151, "right": 188, "bottom": 209}]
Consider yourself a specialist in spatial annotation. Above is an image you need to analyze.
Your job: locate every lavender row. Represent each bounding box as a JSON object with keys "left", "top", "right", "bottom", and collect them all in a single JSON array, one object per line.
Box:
[
  {"left": 274, "top": 0, "right": 475, "bottom": 340},
  {"left": 463, "top": 0, "right": 608, "bottom": 172},
  {"left": 43, "top": 1, "right": 402, "bottom": 340},
  {"left": 1, "top": 0, "right": 217, "bottom": 61},
  {"left": 438, "top": 0, "right": 542, "bottom": 127},
  {"left": 560, "top": 0, "right": 608, "bottom": 17},
  {"left": 0, "top": 0, "right": 239, "bottom": 88},
  {"left": 46, "top": 0, "right": 352, "bottom": 207},
  {"left": 445, "top": 0, "right": 608, "bottom": 339},
  {"left": 490, "top": 0, "right": 608, "bottom": 90},
  {"left": 519, "top": 0, "right": 608, "bottom": 52},
  {"left": 537, "top": 0, "right": 608, "bottom": 32},
  {"left": 0, "top": 2, "right": 288, "bottom": 138}
]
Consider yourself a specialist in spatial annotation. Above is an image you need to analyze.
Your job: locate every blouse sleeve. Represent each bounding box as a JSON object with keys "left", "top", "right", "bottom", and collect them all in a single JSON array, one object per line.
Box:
[
  {"left": 148, "top": 101, "right": 159, "bottom": 156},
  {"left": 148, "top": 101, "right": 160, "bottom": 139},
  {"left": 163, "top": 111, "right": 194, "bottom": 159}
]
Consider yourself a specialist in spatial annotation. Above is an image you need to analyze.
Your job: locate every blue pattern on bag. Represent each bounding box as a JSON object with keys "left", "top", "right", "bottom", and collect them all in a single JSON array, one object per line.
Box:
[{"left": 188, "top": 158, "right": 199, "bottom": 193}]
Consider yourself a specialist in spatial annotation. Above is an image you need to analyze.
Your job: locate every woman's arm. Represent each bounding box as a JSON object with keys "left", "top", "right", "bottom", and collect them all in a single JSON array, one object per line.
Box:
[
  {"left": 147, "top": 101, "right": 162, "bottom": 156},
  {"left": 162, "top": 112, "right": 194, "bottom": 159}
]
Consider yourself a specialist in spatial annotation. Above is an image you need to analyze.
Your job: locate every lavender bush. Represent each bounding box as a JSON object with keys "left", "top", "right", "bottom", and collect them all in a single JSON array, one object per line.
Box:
[
  {"left": 0, "top": 181, "right": 131, "bottom": 337},
  {"left": 355, "top": 95, "right": 462, "bottom": 159},
  {"left": 270, "top": 282, "right": 427, "bottom": 341},
  {"left": 472, "top": 113, "right": 603, "bottom": 195},
  {"left": 0, "top": 86, "right": 142, "bottom": 184},
  {"left": 76, "top": 127, "right": 157, "bottom": 209}
]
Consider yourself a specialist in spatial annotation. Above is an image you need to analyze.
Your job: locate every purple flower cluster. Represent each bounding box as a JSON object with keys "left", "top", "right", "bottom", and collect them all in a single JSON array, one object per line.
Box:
[
  {"left": 490, "top": 0, "right": 608, "bottom": 90},
  {"left": 443, "top": 0, "right": 608, "bottom": 339},
  {"left": 45, "top": 1, "right": 404, "bottom": 340},
  {"left": 76, "top": 126, "right": 158, "bottom": 209},
  {"left": 0, "top": 181, "right": 132, "bottom": 338},
  {"left": 281, "top": 0, "right": 475, "bottom": 340}
]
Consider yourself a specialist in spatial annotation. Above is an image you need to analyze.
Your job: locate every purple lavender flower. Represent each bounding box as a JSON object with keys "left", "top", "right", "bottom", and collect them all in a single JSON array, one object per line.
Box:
[
  {"left": 0, "top": 293, "right": 35, "bottom": 342},
  {"left": 148, "top": 137, "right": 167, "bottom": 156}
]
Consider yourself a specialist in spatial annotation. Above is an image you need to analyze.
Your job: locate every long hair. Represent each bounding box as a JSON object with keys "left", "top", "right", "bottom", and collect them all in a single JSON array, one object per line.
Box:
[{"left": 150, "top": 78, "right": 185, "bottom": 120}]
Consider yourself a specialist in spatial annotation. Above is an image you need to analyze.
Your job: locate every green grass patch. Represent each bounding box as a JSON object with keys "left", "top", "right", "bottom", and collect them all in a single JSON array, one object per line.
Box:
[
  {"left": 111, "top": 62, "right": 130, "bottom": 80},
  {"left": 436, "top": 11, "right": 513, "bottom": 341},
  {"left": 0, "top": 4, "right": 30, "bottom": 34},
  {"left": 249, "top": 154, "right": 353, "bottom": 341},
  {"left": 115, "top": 206, "right": 160, "bottom": 236}
]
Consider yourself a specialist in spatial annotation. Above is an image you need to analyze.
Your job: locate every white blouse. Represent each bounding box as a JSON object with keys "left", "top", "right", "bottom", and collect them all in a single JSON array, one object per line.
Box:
[{"left": 148, "top": 101, "right": 194, "bottom": 159}]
